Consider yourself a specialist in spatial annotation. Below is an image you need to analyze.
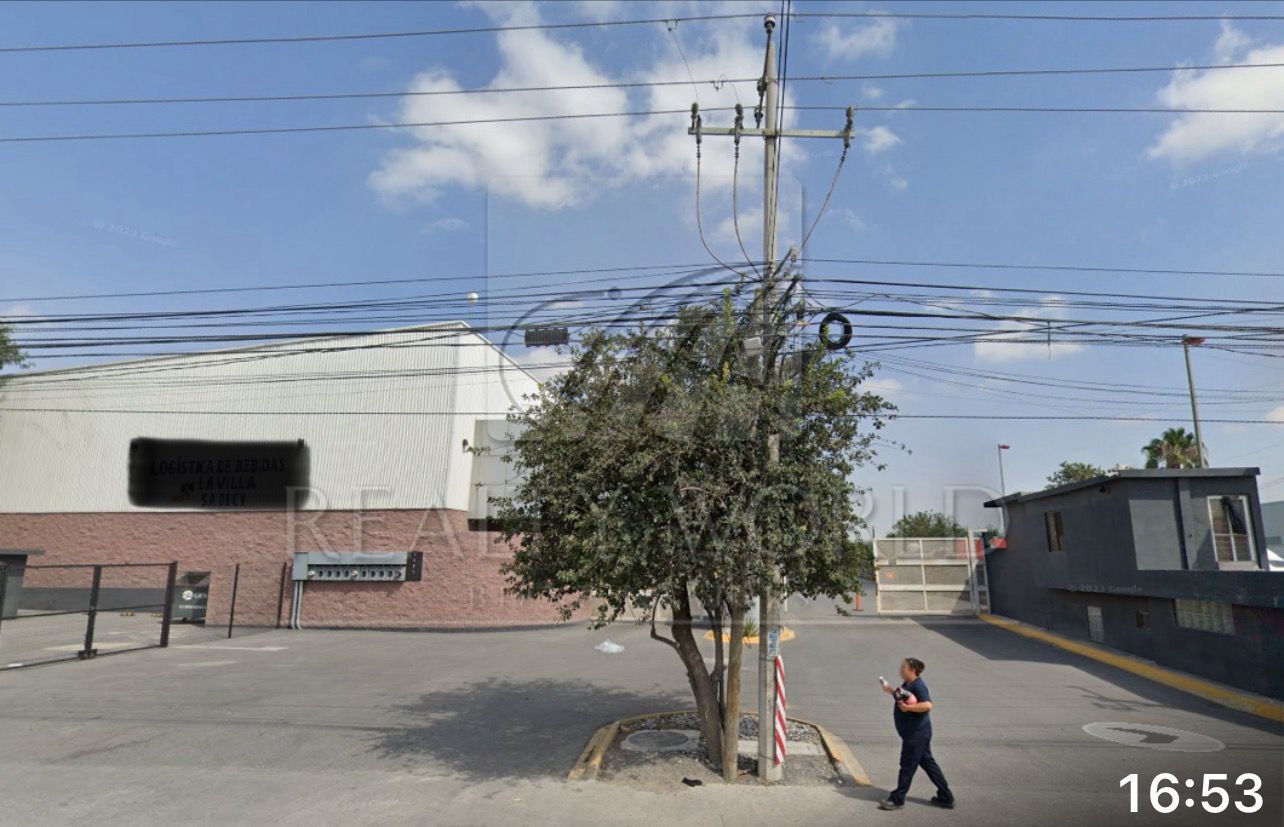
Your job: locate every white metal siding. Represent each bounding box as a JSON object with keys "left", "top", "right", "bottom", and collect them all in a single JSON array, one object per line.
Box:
[{"left": 0, "top": 324, "right": 539, "bottom": 513}]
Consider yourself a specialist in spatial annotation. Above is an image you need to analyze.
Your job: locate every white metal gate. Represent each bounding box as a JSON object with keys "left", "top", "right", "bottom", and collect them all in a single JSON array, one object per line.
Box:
[{"left": 874, "top": 533, "right": 989, "bottom": 616}]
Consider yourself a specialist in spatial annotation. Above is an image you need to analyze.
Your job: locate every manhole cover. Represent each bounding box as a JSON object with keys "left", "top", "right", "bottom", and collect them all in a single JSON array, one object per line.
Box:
[
  {"left": 620, "top": 729, "right": 700, "bottom": 753},
  {"left": 1083, "top": 722, "right": 1224, "bottom": 752}
]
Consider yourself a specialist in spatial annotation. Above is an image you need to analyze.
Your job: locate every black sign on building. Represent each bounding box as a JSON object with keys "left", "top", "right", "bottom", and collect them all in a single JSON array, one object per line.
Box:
[{"left": 128, "top": 438, "right": 310, "bottom": 510}]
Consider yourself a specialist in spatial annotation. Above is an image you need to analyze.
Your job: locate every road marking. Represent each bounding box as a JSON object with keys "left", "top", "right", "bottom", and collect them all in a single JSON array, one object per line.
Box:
[
  {"left": 1083, "top": 722, "right": 1224, "bottom": 752},
  {"left": 178, "top": 644, "right": 287, "bottom": 652},
  {"left": 45, "top": 642, "right": 136, "bottom": 652},
  {"left": 981, "top": 613, "right": 1284, "bottom": 723},
  {"left": 176, "top": 659, "right": 238, "bottom": 668}
]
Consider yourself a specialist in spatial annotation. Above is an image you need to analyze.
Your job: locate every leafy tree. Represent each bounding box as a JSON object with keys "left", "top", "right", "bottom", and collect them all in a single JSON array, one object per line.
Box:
[
  {"left": 1046, "top": 461, "right": 1108, "bottom": 488},
  {"left": 0, "top": 323, "right": 25, "bottom": 370},
  {"left": 496, "top": 296, "right": 893, "bottom": 780},
  {"left": 885, "top": 510, "right": 967, "bottom": 538},
  {"left": 1142, "top": 427, "right": 1199, "bottom": 469}
]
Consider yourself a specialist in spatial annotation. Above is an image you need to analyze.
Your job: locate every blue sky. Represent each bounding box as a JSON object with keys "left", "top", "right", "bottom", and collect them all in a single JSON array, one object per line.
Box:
[{"left": 1, "top": 1, "right": 1281, "bottom": 533}]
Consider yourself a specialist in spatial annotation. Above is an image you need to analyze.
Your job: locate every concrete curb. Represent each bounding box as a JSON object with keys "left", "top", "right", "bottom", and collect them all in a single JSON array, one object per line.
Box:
[
  {"left": 805, "top": 718, "right": 873, "bottom": 787},
  {"left": 566, "top": 710, "right": 872, "bottom": 786},
  {"left": 979, "top": 613, "right": 1284, "bottom": 724}
]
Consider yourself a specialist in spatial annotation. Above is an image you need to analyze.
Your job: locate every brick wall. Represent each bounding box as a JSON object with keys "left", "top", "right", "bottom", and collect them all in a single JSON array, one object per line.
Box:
[{"left": 0, "top": 510, "right": 582, "bottom": 629}]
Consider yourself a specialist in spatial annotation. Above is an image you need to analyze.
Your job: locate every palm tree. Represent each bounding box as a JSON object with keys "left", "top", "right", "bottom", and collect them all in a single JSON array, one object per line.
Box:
[{"left": 1142, "top": 427, "right": 1200, "bottom": 469}]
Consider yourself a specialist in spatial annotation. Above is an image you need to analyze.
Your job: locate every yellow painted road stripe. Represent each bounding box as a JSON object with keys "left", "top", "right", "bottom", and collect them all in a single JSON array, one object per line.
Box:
[{"left": 980, "top": 613, "right": 1284, "bottom": 724}]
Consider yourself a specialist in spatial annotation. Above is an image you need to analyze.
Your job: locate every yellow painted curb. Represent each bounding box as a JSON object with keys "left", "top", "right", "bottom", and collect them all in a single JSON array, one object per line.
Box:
[
  {"left": 979, "top": 613, "right": 1284, "bottom": 724},
  {"left": 566, "top": 720, "right": 618, "bottom": 781},
  {"left": 566, "top": 709, "right": 871, "bottom": 785},
  {"left": 703, "top": 627, "right": 797, "bottom": 646},
  {"left": 567, "top": 710, "right": 687, "bottom": 781},
  {"left": 799, "top": 718, "right": 873, "bottom": 787}
]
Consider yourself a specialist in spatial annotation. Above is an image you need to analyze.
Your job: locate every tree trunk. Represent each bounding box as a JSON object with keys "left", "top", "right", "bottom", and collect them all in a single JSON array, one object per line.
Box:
[
  {"left": 710, "top": 593, "right": 725, "bottom": 721},
  {"left": 671, "top": 586, "right": 724, "bottom": 771},
  {"left": 721, "top": 603, "right": 746, "bottom": 781}
]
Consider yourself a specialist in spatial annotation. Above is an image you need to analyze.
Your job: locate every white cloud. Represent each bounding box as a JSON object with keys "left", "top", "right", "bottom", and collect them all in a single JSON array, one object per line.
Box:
[
  {"left": 814, "top": 17, "right": 903, "bottom": 62},
  {"left": 1268, "top": 404, "right": 1284, "bottom": 423},
  {"left": 710, "top": 203, "right": 801, "bottom": 250},
  {"left": 1214, "top": 20, "right": 1253, "bottom": 61},
  {"left": 862, "top": 82, "right": 885, "bottom": 101},
  {"left": 839, "top": 209, "right": 868, "bottom": 232},
  {"left": 424, "top": 217, "right": 469, "bottom": 233},
  {"left": 370, "top": 3, "right": 787, "bottom": 210},
  {"left": 863, "top": 125, "right": 901, "bottom": 153},
  {"left": 863, "top": 376, "right": 903, "bottom": 399},
  {"left": 888, "top": 175, "right": 908, "bottom": 191},
  {"left": 2, "top": 303, "right": 37, "bottom": 320},
  {"left": 1147, "top": 25, "right": 1284, "bottom": 163},
  {"left": 973, "top": 294, "right": 1086, "bottom": 363}
]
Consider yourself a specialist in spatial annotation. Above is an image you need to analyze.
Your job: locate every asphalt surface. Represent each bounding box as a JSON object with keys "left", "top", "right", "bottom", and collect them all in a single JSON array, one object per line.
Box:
[{"left": 0, "top": 597, "right": 1278, "bottom": 826}]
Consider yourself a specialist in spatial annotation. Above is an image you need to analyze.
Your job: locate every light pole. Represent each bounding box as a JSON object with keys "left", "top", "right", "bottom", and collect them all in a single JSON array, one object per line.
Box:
[
  {"left": 1182, "top": 336, "right": 1207, "bottom": 467},
  {"left": 996, "top": 443, "right": 1010, "bottom": 533}
]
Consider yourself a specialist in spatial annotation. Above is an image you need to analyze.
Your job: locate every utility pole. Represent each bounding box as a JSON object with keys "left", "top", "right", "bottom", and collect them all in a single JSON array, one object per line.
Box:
[
  {"left": 689, "top": 13, "right": 855, "bottom": 784},
  {"left": 1182, "top": 336, "right": 1208, "bottom": 467}
]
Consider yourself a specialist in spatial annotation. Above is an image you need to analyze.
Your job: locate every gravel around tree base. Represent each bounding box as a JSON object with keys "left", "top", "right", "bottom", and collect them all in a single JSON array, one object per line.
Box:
[{"left": 601, "top": 713, "right": 839, "bottom": 789}]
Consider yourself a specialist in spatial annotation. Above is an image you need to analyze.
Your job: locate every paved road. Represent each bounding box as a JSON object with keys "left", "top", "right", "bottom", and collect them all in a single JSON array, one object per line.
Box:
[{"left": 0, "top": 600, "right": 1277, "bottom": 826}]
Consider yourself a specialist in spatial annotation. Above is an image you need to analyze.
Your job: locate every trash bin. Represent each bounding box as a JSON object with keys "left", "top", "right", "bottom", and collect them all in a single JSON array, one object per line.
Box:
[{"left": 172, "top": 571, "right": 210, "bottom": 623}]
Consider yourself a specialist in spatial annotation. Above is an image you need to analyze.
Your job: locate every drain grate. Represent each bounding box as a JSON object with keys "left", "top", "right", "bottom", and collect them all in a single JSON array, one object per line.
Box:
[{"left": 620, "top": 729, "right": 701, "bottom": 753}]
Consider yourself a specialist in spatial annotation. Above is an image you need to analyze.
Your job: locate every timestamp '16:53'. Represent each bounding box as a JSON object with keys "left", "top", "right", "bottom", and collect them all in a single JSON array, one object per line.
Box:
[{"left": 1121, "top": 773, "right": 1263, "bottom": 814}]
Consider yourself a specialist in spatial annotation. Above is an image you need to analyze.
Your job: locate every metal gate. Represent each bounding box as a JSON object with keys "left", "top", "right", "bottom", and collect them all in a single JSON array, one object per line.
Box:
[
  {"left": 0, "top": 562, "right": 177, "bottom": 669},
  {"left": 874, "top": 533, "right": 989, "bottom": 616}
]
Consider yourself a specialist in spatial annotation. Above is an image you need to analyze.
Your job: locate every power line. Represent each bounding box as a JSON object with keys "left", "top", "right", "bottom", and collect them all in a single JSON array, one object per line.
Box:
[
  {"left": 3, "top": 62, "right": 1279, "bottom": 109},
  {"left": 790, "top": 104, "right": 1284, "bottom": 114},
  {"left": 0, "top": 12, "right": 767, "bottom": 54},
  {"left": 0, "top": 261, "right": 731, "bottom": 304},
  {"left": 5, "top": 256, "right": 1280, "bottom": 308},
  {"left": 0, "top": 107, "right": 729, "bottom": 144},
  {"left": 798, "top": 10, "right": 1284, "bottom": 23},
  {"left": 4, "top": 102, "right": 1276, "bottom": 144},
  {"left": 810, "top": 257, "right": 1284, "bottom": 280},
  {"left": 0, "top": 405, "right": 1276, "bottom": 424},
  {"left": 4, "top": 9, "right": 1282, "bottom": 54}
]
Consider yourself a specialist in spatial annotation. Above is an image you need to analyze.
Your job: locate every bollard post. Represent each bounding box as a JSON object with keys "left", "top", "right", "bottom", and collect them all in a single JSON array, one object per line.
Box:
[
  {"left": 159, "top": 561, "right": 177, "bottom": 648},
  {"left": 226, "top": 563, "right": 241, "bottom": 639},
  {"left": 81, "top": 565, "right": 102, "bottom": 659}
]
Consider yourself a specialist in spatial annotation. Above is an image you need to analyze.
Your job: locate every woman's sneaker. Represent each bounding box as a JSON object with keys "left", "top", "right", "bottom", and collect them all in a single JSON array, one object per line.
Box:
[{"left": 878, "top": 799, "right": 903, "bottom": 811}]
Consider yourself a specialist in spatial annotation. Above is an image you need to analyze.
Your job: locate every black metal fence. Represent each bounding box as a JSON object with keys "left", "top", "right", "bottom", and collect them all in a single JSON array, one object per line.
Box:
[{"left": 0, "top": 561, "right": 176, "bottom": 669}]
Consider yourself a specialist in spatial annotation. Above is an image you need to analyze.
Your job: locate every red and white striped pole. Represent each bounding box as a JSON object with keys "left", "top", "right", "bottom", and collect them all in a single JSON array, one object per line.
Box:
[{"left": 773, "top": 655, "right": 787, "bottom": 765}]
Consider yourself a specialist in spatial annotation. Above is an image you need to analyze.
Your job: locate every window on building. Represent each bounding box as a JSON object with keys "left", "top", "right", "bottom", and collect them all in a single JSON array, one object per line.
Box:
[
  {"left": 1044, "top": 510, "right": 1065, "bottom": 552},
  {"left": 1135, "top": 610, "right": 1150, "bottom": 630},
  {"left": 1206, "top": 495, "right": 1257, "bottom": 569},
  {"left": 1173, "top": 599, "right": 1236, "bottom": 635}
]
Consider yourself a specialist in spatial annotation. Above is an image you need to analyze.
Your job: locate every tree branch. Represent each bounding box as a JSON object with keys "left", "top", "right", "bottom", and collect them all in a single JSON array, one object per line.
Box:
[{"left": 648, "top": 596, "right": 678, "bottom": 651}]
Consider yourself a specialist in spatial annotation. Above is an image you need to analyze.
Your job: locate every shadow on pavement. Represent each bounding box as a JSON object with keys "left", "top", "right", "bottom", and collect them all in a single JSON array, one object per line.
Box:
[
  {"left": 371, "top": 678, "right": 686, "bottom": 780},
  {"left": 917, "top": 619, "right": 1283, "bottom": 733}
]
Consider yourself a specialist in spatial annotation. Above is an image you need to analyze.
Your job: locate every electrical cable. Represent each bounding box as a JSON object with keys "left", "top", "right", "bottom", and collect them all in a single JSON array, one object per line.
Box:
[
  {"left": 0, "top": 107, "right": 734, "bottom": 144},
  {"left": 3, "top": 62, "right": 1281, "bottom": 108}
]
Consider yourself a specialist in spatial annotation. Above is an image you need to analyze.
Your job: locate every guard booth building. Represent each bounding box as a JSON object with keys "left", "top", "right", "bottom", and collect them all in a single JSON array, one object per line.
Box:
[
  {"left": 0, "top": 323, "right": 578, "bottom": 629},
  {"left": 985, "top": 468, "right": 1283, "bottom": 699}
]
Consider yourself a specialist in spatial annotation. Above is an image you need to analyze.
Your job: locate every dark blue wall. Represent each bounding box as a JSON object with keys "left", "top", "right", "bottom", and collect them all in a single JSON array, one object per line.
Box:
[{"left": 987, "top": 471, "right": 1284, "bottom": 699}]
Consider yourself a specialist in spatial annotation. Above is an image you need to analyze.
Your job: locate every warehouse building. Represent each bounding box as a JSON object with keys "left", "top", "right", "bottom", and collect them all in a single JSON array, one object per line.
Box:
[
  {"left": 984, "top": 468, "right": 1284, "bottom": 699},
  {"left": 0, "top": 323, "right": 578, "bottom": 629}
]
